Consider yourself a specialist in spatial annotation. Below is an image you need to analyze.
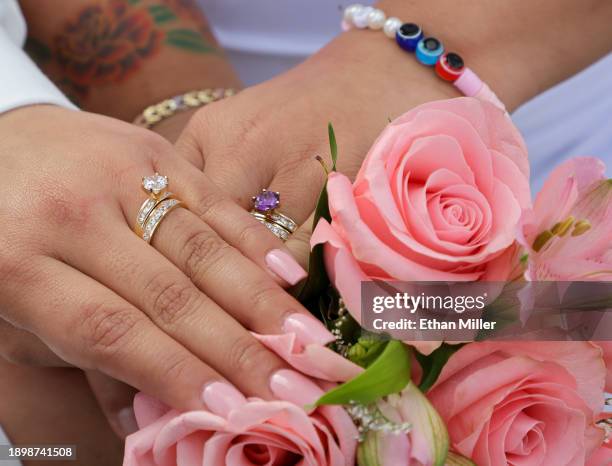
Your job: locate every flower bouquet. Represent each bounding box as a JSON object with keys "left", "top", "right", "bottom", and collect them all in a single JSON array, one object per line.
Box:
[{"left": 123, "top": 98, "right": 611, "bottom": 466}]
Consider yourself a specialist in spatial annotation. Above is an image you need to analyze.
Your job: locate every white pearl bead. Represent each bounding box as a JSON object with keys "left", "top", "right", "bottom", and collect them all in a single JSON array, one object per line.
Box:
[
  {"left": 383, "top": 17, "right": 402, "bottom": 38},
  {"left": 343, "top": 4, "right": 362, "bottom": 23},
  {"left": 367, "top": 9, "right": 386, "bottom": 30},
  {"left": 353, "top": 6, "right": 374, "bottom": 29}
]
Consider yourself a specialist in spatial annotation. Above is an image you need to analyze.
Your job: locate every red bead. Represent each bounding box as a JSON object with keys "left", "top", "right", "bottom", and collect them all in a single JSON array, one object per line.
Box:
[{"left": 435, "top": 52, "right": 465, "bottom": 82}]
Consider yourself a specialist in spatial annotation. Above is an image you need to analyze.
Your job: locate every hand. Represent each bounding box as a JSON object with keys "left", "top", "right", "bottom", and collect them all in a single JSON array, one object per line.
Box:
[
  {"left": 174, "top": 31, "right": 458, "bottom": 264},
  {"left": 0, "top": 105, "right": 328, "bottom": 430}
]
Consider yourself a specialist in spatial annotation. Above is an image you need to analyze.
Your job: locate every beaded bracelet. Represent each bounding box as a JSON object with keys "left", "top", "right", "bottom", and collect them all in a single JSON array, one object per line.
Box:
[{"left": 341, "top": 4, "right": 505, "bottom": 111}]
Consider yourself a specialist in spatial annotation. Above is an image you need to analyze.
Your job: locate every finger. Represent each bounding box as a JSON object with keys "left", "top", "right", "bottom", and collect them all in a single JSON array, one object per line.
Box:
[
  {"left": 264, "top": 158, "right": 326, "bottom": 225},
  {"left": 121, "top": 155, "right": 306, "bottom": 287},
  {"left": 0, "top": 318, "right": 69, "bottom": 367},
  {"left": 64, "top": 222, "right": 292, "bottom": 399},
  {"left": 86, "top": 371, "right": 138, "bottom": 439},
  {"left": 1, "top": 257, "right": 221, "bottom": 412},
  {"left": 285, "top": 211, "right": 315, "bottom": 270},
  {"left": 148, "top": 207, "right": 331, "bottom": 343}
]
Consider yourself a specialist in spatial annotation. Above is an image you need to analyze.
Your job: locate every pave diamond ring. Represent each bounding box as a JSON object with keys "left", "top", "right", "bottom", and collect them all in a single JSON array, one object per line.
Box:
[
  {"left": 136, "top": 173, "right": 183, "bottom": 243},
  {"left": 250, "top": 189, "right": 297, "bottom": 241}
]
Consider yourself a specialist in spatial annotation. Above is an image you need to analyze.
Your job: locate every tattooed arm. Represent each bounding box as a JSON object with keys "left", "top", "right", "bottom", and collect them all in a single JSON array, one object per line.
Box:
[{"left": 19, "top": 0, "right": 240, "bottom": 129}]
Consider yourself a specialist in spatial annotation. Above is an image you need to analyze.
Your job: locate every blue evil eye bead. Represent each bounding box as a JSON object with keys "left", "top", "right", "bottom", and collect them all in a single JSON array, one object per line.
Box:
[
  {"left": 395, "top": 23, "right": 423, "bottom": 52},
  {"left": 416, "top": 37, "right": 444, "bottom": 66}
]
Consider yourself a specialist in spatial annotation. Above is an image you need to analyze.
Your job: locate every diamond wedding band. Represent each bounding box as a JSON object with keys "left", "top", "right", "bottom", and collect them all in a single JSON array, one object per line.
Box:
[{"left": 136, "top": 173, "right": 183, "bottom": 243}]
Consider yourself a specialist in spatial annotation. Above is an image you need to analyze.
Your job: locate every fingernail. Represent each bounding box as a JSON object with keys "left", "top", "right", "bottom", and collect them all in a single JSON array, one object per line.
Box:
[
  {"left": 269, "top": 369, "right": 320, "bottom": 406},
  {"left": 202, "top": 381, "right": 246, "bottom": 417},
  {"left": 117, "top": 407, "right": 138, "bottom": 437},
  {"left": 283, "top": 313, "right": 334, "bottom": 346},
  {"left": 265, "top": 249, "right": 307, "bottom": 285}
]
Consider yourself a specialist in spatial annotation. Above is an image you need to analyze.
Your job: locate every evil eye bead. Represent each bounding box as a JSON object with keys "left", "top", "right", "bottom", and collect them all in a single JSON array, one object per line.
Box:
[
  {"left": 395, "top": 23, "right": 423, "bottom": 52},
  {"left": 435, "top": 52, "right": 465, "bottom": 81},
  {"left": 416, "top": 37, "right": 444, "bottom": 66}
]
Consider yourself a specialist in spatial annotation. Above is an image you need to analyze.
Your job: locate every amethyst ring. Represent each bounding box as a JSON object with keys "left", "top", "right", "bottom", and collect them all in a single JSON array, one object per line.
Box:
[{"left": 250, "top": 189, "right": 297, "bottom": 241}]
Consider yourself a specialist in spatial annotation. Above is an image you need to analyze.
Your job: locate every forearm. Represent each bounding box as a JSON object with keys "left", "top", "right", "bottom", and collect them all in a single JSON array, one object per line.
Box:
[
  {"left": 373, "top": 0, "right": 612, "bottom": 111},
  {"left": 19, "top": 0, "right": 240, "bottom": 121},
  {"left": 311, "top": 0, "right": 612, "bottom": 115}
]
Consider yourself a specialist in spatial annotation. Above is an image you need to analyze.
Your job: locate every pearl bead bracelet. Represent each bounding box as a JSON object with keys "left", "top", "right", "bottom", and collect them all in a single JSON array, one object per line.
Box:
[{"left": 342, "top": 4, "right": 505, "bottom": 111}]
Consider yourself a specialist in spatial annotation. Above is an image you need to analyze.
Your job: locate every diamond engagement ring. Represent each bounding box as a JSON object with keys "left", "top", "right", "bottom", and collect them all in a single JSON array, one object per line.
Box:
[
  {"left": 250, "top": 189, "right": 297, "bottom": 241},
  {"left": 136, "top": 173, "right": 183, "bottom": 243}
]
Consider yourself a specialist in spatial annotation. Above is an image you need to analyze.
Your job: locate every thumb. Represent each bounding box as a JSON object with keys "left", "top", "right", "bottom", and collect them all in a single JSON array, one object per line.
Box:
[{"left": 86, "top": 371, "right": 139, "bottom": 439}]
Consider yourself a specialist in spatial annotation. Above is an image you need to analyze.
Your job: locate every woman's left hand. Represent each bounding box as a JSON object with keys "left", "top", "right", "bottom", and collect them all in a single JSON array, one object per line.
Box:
[{"left": 174, "top": 31, "right": 457, "bottom": 265}]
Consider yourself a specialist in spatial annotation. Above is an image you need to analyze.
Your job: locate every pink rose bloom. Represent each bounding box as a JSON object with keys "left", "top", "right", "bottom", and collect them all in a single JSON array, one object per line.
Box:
[
  {"left": 312, "top": 98, "right": 530, "bottom": 332},
  {"left": 596, "top": 341, "right": 612, "bottom": 392},
  {"left": 518, "top": 156, "right": 612, "bottom": 281},
  {"left": 428, "top": 342, "right": 607, "bottom": 466},
  {"left": 124, "top": 387, "right": 357, "bottom": 466},
  {"left": 123, "top": 332, "right": 359, "bottom": 466}
]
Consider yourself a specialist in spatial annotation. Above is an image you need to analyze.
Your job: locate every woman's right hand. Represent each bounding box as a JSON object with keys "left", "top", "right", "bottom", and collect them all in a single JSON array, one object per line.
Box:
[{"left": 0, "top": 105, "right": 329, "bottom": 415}]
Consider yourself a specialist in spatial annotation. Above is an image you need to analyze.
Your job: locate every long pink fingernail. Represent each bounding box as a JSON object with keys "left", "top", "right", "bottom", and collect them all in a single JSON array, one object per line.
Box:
[
  {"left": 283, "top": 313, "right": 334, "bottom": 346},
  {"left": 265, "top": 249, "right": 307, "bottom": 285},
  {"left": 202, "top": 381, "right": 246, "bottom": 417},
  {"left": 269, "top": 369, "right": 320, "bottom": 406}
]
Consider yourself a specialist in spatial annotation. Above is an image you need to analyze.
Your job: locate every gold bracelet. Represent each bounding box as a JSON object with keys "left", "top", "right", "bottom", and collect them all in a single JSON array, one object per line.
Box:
[{"left": 133, "top": 88, "right": 237, "bottom": 129}]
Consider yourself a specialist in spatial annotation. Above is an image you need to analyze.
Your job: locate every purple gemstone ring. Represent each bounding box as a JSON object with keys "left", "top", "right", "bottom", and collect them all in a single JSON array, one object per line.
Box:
[{"left": 250, "top": 189, "right": 297, "bottom": 240}]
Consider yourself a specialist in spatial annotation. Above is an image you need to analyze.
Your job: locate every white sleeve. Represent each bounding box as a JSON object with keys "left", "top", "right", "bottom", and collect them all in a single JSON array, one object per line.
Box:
[{"left": 0, "top": 0, "right": 77, "bottom": 114}]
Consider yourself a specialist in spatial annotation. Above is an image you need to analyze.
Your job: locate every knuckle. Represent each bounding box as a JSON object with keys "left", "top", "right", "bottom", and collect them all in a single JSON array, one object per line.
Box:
[
  {"left": 237, "top": 221, "right": 268, "bottom": 247},
  {"left": 136, "top": 131, "right": 174, "bottom": 161},
  {"left": 227, "top": 335, "right": 270, "bottom": 374},
  {"left": 147, "top": 275, "right": 199, "bottom": 327},
  {"left": 181, "top": 230, "right": 229, "bottom": 280},
  {"left": 36, "top": 188, "right": 92, "bottom": 230},
  {"left": 193, "top": 189, "right": 225, "bottom": 220},
  {"left": 80, "top": 304, "right": 139, "bottom": 357},
  {"left": 247, "top": 281, "right": 281, "bottom": 312},
  {"left": 158, "top": 351, "right": 192, "bottom": 383}
]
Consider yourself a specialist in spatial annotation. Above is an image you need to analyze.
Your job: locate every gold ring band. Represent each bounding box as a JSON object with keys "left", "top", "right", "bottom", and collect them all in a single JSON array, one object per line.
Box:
[
  {"left": 136, "top": 191, "right": 173, "bottom": 235},
  {"left": 255, "top": 217, "right": 291, "bottom": 241},
  {"left": 136, "top": 173, "right": 183, "bottom": 243},
  {"left": 142, "top": 198, "right": 182, "bottom": 243},
  {"left": 251, "top": 211, "right": 297, "bottom": 233}
]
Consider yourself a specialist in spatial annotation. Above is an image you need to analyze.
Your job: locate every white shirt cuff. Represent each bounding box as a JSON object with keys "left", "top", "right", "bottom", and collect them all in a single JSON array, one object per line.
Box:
[{"left": 0, "top": 28, "right": 78, "bottom": 114}]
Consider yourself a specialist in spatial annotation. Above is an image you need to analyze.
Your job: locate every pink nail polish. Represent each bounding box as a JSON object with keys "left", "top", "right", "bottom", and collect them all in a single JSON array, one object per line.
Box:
[
  {"left": 202, "top": 381, "right": 246, "bottom": 417},
  {"left": 269, "top": 369, "right": 320, "bottom": 406},
  {"left": 265, "top": 249, "right": 307, "bottom": 285},
  {"left": 283, "top": 313, "right": 334, "bottom": 346}
]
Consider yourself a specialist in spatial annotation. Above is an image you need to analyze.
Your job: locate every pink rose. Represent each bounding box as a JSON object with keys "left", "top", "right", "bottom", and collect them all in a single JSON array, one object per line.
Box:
[
  {"left": 312, "top": 98, "right": 530, "bottom": 331},
  {"left": 124, "top": 383, "right": 357, "bottom": 466},
  {"left": 123, "top": 332, "right": 360, "bottom": 466},
  {"left": 518, "top": 156, "right": 612, "bottom": 281},
  {"left": 428, "top": 342, "right": 607, "bottom": 466}
]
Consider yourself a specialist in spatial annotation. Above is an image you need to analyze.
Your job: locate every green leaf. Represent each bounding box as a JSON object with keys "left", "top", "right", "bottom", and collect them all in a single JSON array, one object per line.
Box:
[
  {"left": 127, "top": 0, "right": 141, "bottom": 4},
  {"left": 357, "top": 432, "right": 382, "bottom": 466},
  {"left": 165, "top": 29, "right": 215, "bottom": 53},
  {"left": 149, "top": 5, "right": 177, "bottom": 24},
  {"left": 315, "top": 341, "right": 411, "bottom": 406},
  {"left": 328, "top": 123, "right": 338, "bottom": 171},
  {"left": 417, "top": 343, "right": 461, "bottom": 392},
  {"left": 445, "top": 452, "right": 476, "bottom": 466},
  {"left": 295, "top": 181, "right": 331, "bottom": 301}
]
